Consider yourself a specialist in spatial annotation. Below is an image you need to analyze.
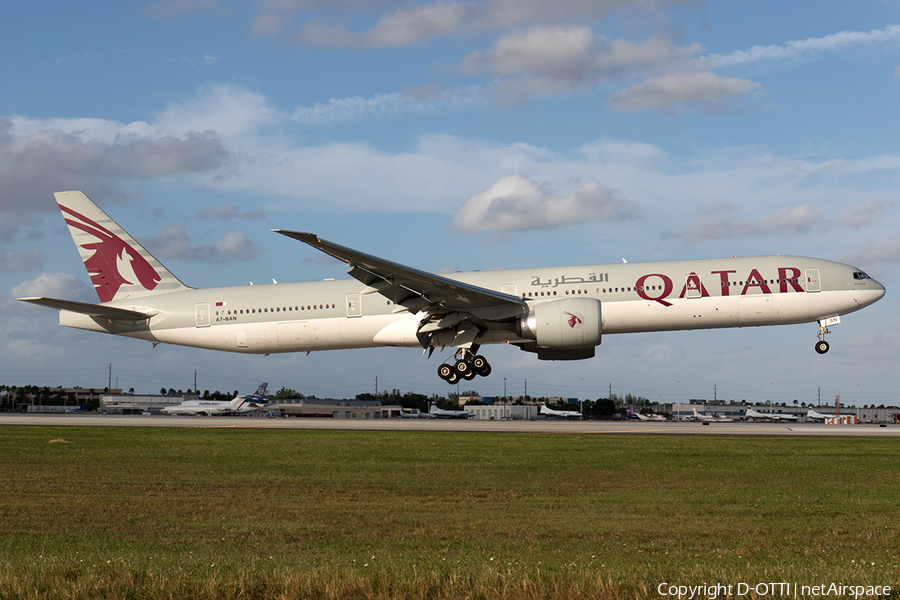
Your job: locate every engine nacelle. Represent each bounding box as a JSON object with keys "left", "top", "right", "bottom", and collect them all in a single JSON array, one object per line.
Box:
[{"left": 520, "top": 298, "right": 601, "bottom": 350}]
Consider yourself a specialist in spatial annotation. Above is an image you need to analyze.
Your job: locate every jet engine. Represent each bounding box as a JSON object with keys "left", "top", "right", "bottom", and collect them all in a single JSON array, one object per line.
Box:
[{"left": 518, "top": 298, "right": 601, "bottom": 359}]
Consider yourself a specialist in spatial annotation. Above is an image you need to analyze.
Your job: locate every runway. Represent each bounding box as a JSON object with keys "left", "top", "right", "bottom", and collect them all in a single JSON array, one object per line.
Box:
[{"left": 2, "top": 413, "right": 899, "bottom": 437}]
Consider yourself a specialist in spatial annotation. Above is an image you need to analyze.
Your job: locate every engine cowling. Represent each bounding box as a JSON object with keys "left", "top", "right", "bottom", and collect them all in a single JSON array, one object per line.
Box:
[{"left": 520, "top": 298, "right": 601, "bottom": 350}]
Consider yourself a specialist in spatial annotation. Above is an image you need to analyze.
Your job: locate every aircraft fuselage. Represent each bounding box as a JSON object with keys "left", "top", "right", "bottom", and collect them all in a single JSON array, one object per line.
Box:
[{"left": 59, "top": 255, "right": 883, "bottom": 355}]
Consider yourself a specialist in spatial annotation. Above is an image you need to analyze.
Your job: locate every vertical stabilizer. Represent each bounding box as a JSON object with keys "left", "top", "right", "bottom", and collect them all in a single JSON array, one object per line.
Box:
[{"left": 54, "top": 191, "right": 191, "bottom": 302}]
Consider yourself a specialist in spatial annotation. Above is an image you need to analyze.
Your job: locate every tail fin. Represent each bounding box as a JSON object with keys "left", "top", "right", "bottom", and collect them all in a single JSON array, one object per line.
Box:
[
  {"left": 250, "top": 383, "right": 269, "bottom": 402},
  {"left": 55, "top": 191, "right": 191, "bottom": 302}
]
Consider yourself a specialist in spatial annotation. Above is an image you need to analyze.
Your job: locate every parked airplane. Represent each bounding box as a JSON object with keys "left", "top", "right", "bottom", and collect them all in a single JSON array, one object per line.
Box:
[
  {"left": 633, "top": 409, "right": 667, "bottom": 421},
  {"left": 745, "top": 408, "right": 799, "bottom": 421},
  {"left": 806, "top": 408, "right": 835, "bottom": 421},
  {"left": 626, "top": 407, "right": 649, "bottom": 421},
  {"left": 399, "top": 408, "right": 434, "bottom": 419},
  {"left": 20, "top": 192, "right": 886, "bottom": 384},
  {"left": 161, "top": 383, "right": 269, "bottom": 416},
  {"left": 691, "top": 408, "right": 733, "bottom": 422},
  {"left": 539, "top": 403, "right": 583, "bottom": 419},
  {"left": 428, "top": 403, "right": 475, "bottom": 419}
]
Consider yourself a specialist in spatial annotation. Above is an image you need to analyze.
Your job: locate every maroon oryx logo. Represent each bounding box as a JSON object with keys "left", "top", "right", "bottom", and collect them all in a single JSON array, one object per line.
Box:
[
  {"left": 563, "top": 311, "right": 583, "bottom": 328},
  {"left": 60, "top": 205, "right": 160, "bottom": 302}
]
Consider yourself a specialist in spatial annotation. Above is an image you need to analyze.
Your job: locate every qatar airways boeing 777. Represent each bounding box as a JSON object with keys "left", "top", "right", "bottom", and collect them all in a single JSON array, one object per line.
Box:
[{"left": 20, "top": 191, "right": 885, "bottom": 384}]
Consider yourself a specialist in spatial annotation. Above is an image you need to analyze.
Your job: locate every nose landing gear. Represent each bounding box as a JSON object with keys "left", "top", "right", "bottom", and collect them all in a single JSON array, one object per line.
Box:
[{"left": 437, "top": 349, "right": 492, "bottom": 384}]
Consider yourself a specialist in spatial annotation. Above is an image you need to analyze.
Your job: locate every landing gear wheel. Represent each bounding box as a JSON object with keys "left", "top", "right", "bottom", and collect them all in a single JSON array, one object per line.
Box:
[
  {"left": 455, "top": 359, "right": 471, "bottom": 375},
  {"left": 471, "top": 355, "right": 492, "bottom": 376},
  {"left": 815, "top": 340, "right": 830, "bottom": 354},
  {"left": 463, "top": 369, "right": 476, "bottom": 380},
  {"left": 437, "top": 364, "right": 454, "bottom": 381},
  {"left": 446, "top": 371, "right": 460, "bottom": 385}
]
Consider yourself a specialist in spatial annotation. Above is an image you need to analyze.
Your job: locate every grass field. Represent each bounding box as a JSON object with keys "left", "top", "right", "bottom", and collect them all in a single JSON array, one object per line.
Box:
[{"left": 0, "top": 426, "right": 898, "bottom": 599}]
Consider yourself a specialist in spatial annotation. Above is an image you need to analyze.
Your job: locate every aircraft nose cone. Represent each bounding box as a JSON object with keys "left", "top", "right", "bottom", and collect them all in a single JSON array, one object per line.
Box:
[{"left": 859, "top": 280, "right": 885, "bottom": 306}]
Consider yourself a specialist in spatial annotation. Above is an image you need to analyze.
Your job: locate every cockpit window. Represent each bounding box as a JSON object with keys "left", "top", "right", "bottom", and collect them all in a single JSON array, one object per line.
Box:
[{"left": 853, "top": 271, "right": 872, "bottom": 280}]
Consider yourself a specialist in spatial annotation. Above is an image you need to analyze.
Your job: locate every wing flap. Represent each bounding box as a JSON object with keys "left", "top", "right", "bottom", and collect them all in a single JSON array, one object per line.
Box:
[{"left": 18, "top": 297, "right": 155, "bottom": 321}]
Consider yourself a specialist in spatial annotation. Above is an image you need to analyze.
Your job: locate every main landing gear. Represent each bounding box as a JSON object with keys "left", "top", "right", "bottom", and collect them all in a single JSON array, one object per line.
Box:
[
  {"left": 437, "top": 349, "right": 492, "bottom": 384},
  {"left": 815, "top": 319, "right": 831, "bottom": 354}
]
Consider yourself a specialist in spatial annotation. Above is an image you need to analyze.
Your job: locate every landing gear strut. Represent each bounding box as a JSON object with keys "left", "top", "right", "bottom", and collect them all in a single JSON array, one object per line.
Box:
[
  {"left": 815, "top": 319, "right": 831, "bottom": 354},
  {"left": 437, "top": 348, "right": 492, "bottom": 384}
]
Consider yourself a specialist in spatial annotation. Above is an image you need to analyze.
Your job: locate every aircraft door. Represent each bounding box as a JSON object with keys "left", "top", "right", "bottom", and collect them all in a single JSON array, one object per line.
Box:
[
  {"left": 502, "top": 284, "right": 517, "bottom": 297},
  {"left": 195, "top": 303, "right": 210, "bottom": 327},
  {"left": 346, "top": 293, "right": 362, "bottom": 317},
  {"left": 805, "top": 269, "right": 821, "bottom": 292}
]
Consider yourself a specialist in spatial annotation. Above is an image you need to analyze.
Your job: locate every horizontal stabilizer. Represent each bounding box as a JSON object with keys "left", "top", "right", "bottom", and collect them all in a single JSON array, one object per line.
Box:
[{"left": 17, "top": 297, "right": 155, "bottom": 321}]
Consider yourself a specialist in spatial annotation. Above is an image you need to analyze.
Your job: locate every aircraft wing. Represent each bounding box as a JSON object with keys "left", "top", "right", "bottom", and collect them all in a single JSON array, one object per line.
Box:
[
  {"left": 273, "top": 230, "right": 526, "bottom": 314},
  {"left": 18, "top": 297, "right": 155, "bottom": 321}
]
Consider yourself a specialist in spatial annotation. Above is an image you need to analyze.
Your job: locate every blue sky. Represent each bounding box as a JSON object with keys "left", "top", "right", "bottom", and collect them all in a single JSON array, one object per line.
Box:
[{"left": 2, "top": 0, "right": 899, "bottom": 407}]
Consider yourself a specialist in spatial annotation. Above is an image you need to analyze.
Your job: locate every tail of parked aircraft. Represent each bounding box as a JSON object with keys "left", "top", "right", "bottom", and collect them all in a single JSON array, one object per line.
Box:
[
  {"left": 626, "top": 407, "right": 649, "bottom": 420},
  {"left": 55, "top": 191, "right": 190, "bottom": 302},
  {"left": 247, "top": 383, "right": 269, "bottom": 404}
]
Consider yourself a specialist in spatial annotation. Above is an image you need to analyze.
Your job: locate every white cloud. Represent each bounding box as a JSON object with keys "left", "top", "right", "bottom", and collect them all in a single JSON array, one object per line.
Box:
[
  {"left": 0, "top": 248, "right": 43, "bottom": 273},
  {"left": 298, "top": 1, "right": 477, "bottom": 48},
  {"left": 291, "top": 85, "right": 486, "bottom": 126},
  {"left": 841, "top": 235, "right": 900, "bottom": 268},
  {"left": 6, "top": 84, "right": 898, "bottom": 255},
  {"left": 608, "top": 72, "right": 762, "bottom": 114},
  {"left": 1, "top": 273, "right": 94, "bottom": 315},
  {"left": 706, "top": 24, "right": 900, "bottom": 68},
  {"left": 12, "top": 272, "right": 91, "bottom": 301},
  {"left": 293, "top": 92, "right": 431, "bottom": 126},
  {"left": 450, "top": 174, "right": 640, "bottom": 233},
  {"left": 156, "top": 83, "right": 277, "bottom": 139},
  {"left": 667, "top": 204, "right": 826, "bottom": 242},
  {"left": 0, "top": 115, "right": 227, "bottom": 226},
  {"left": 838, "top": 199, "right": 895, "bottom": 229},
  {"left": 269, "top": 0, "right": 698, "bottom": 47},
  {"left": 144, "top": 224, "right": 262, "bottom": 263},
  {"left": 251, "top": 13, "right": 287, "bottom": 37},
  {"left": 457, "top": 27, "right": 704, "bottom": 101}
]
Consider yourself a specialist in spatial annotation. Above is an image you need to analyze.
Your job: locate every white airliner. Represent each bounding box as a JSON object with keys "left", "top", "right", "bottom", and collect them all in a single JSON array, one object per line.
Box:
[
  {"left": 744, "top": 408, "right": 799, "bottom": 421},
  {"left": 539, "top": 403, "right": 583, "bottom": 419},
  {"left": 20, "top": 191, "right": 885, "bottom": 384},
  {"left": 691, "top": 408, "right": 733, "bottom": 423},
  {"left": 428, "top": 403, "right": 475, "bottom": 419},
  {"left": 399, "top": 408, "right": 434, "bottom": 418},
  {"left": 161, "top": 383, "right": 269, "bottom": 416},
  {"left": 806, "top": 408, "right": 835, "bottom": 421}
]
